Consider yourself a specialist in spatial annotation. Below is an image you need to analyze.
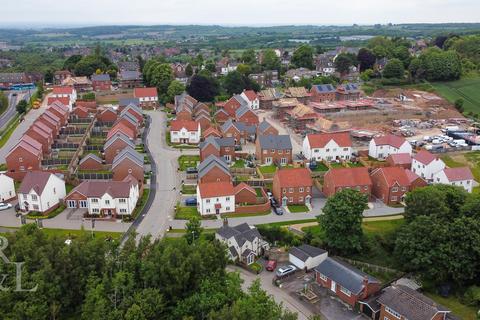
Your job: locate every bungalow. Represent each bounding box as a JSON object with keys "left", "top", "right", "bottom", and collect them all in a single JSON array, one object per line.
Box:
[
  {"left": 386, "top": 153, "right": 412, "bottom": 169},
  {"left": 199, "top": 136, "right": 236, "bottom": 163},
  {"left": 315, "top": 257, "right": 381, "bottom": 307},
  {"left": 107, "top": 122, "right": 136, "bottom": 141},
  {"left": 78, "top": 153, "right": 103, "bottom": 171},
  {"left": 433, "top": 167, "right": 474, "bottom": 193},
  {"left": 273, "top": 168, "right": 313, "bottom": 206},
  {"left": 0, "top": 174, "right": 16, "bottom": 202},
  {"left": 97, "top": 108, "right": 118, "bottom": 123},
  {"left": 118, "top": 70, "right": 143, "bottom": 89},
  {"left": 234, "top": 182, "right": 258, "bottom": 205},
  {"left": 375, "top": 285, "right": 450, "bottom": 320},
  {"left": 257, "top": 120, "right": 279, "bottom": 136},
  {"left": 198, "top": 155, "right": 232, "bottom": 183},
  {"left": 215, "top": 220, "right": 269, "bottom": 265},
  {"left": 104, "top": 132, "right": 135, "bottom": 164},
  {"left": 310, "top": 84, "right": 336, "bottom": 103},
  {"left": 91, "top": 74, "right": 111, "bottom": 91},
  {"left": 170, "top": 120, "right": 201, "bottom": 144},
  {"left": 240, "top": 90, "right": 259, "bottom": 110},
  {"left": 134, "top": 87, "right": 159, "bottom": 109},
  {"left": 323, "top": 167, "right": 372, "bottom": 197},
  {"left": 368, "top": 134, "right": 412, "bottom": 160},
  {"left": 411, "top": 150, "right": 446, "bottom": 181},
  {"left": 302, "top": 132, "right": 352, "bottom": 162},
  {"left": 112, "top": 147, "right": 144, "bottom": 185},
  {"left": 370, "top": 167, "right": 427, "bottom": 205},
  {"left": 18, "top": 171, "right": 66, "bottom": 213},
  {"left": 6, "top": 136, "right": 43, "bottom": 178},
  {"left": 255, "top": 135, "right": 293, "bottom": 166},
  {"left": 235, "top": 106, "right": 259, "bottom": 125},
  {"left": 65, "top": 177, "right": 139, "bottom": 216},
  {"left": 289, "top": 244, "right": 328, "bottom": 271},
  {"left": 197, "top": 181, "right": 235, "bottom": 215}
]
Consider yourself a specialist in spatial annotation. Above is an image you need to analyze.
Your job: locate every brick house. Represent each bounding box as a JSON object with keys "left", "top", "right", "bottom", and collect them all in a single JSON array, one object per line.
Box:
[
  {"left": 72, "top": 106, "right": 90, "bottom": 119},
  {"left": 310, "top": 84, "right": 336, "bottom": 103},
  {"left": 323, "top": 167, "right": 372, "bottom": 198},
  {"left": 315, "top": 257, "right": 381, "bottom": 307},
  {"left": 234, "top": 183, "right": 258, "bottom": 204},
  {"left": 273, "top": 168, "right": 313, "bottom": 206},
  {"left": 120, "top": 104, "right": 143, "bottom": 124},
  {"left": 255, "top": 135, "right": 293, "bottom": 166},
  {"left": 53, "top": 70, "right": 72, "bottom": 85},
  {"left": 176, "top": 104, "right": 193, "bottom": 121},
  {"left": 134, "top": 87, "right": 159, "bottom": 109},
  {"left": 195, "top": 113, "right": 212, "bottom": 131},
  {"left": 6, "top": 137, "right": 43, "bottom": 179},
  {"left": 104, "top": 132, "right": 135, "bottom": 164},
  {"left": 203, "top": 127, "right": 222, "bottom": 139},
  {"left": 240, "top": 90, "right": 259, "bottom": 110},
  {"left": 18, "top": 171, "right": 66, "bottom": 213},
  {"left": 25, "top": 126, "right": 52, "bottom": 154},
  {"left": 198, "top": 155, "right": 232, "bottom": 183},
  {"left": 169, "top": 120, "right": 201, "bottom": 144},
  {"left": 118, "top": 70, "right": 143, "bottom": 89},
  {"left": 370, "top": 167, "right": 427, "bottom": 205},
  {"left": 97, "top": 108, "right": 118, "bottom": 123},
  {"left": 91, "top": 74, "right": 111, "bottom": 91},
  {"left": 112, "top": 147, "right": 144, "bottom": 186},
  {"left": 386, "top": 153, "right": 412, "bottom": 169},
  {"left": 39, "top": 111, "right": 61, "bottom": 136},
  {"left": 223, "top": 95, "right": 248, "bottom": 117},
  {"left": 336, "top": 83, "right": 361, "bottom": 101},
  {"left": 107, "top": 122, "right": 136, "bottom": 140},
  {"left": 375, "top": 285, "right": 450, "bottom": 320},
  {"left": 48, "top": 102, "right": 70, "bottom": 125},
  {"left": 76, "top": 100, "right": 97, "bottom": 112},
  {"left": 235, "top": 106, "right": 259, "bottom": 125},
  {"left": 257, "top": 120, "right": 279, "bottom": 136},
  {"left": 259, "top": 88, "right": 283, "bottom": 109},
  {"left": 114, "top": 114, "right": 139, "bottom": 137},
  {"left": 199, "top": 137, "right": 236, "bottom": 163},
  {"left": 285, "top": 86, "right": 310, "bottom": 104},
  {"left": 214, "top": 108, "right": 230, "bottom": 124},
  {"left": 220, "top": 119, "right": 241, "bottom": 144},
  {"left": 79, "top": 153, "right": 103, "bottom": 171}
]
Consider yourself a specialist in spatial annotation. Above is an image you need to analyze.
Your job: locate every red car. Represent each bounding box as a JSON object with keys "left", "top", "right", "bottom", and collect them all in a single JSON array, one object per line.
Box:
[{"left": 266, "top": 260, "right": 277, "bottom": 271}]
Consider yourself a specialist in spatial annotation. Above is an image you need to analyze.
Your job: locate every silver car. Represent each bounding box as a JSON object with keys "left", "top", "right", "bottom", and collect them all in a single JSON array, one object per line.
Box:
[
  {"left": 0, "top": 203, "right": 12, "bottom": 211},
  {"left": 275, "top": 265, "right": 296, "bottom": 277}
]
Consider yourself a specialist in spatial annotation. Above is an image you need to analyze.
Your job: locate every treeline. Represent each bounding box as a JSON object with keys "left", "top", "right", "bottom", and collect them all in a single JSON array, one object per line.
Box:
[{"left": 0, "top": 224, "right": 297, "bottom": 320}]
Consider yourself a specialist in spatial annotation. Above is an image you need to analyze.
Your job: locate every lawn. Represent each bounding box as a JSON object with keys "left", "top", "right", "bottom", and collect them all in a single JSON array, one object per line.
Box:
[
  {"left": 0, "top": 114, "right": 21, "bottom": 148},
  {"left": 347, "top": 162, "right": 364, "bottom": 168},
  {"left": 181, "top": 184, "right": 197, "bottom": 194},
  {"left": 232, "top": 159, "right": 245, "bottom": 168},
  {"left": 310, "top": 162, "right": 329, "bottom": 172},
  {"left": 424, "top": 292, "right": 478, "bottom": 320},
  {"left": 1, "top": 227, "right": 122, "bottom": 241},
  {"left": 178, "top": 155, "right": 200, "bottom": 171},
  {"left": 254, "top": 188, "right": 263, "bottom": 197},
  {"left": 175, "top": 206, "right": 199, "bottom": 220},
  {"left": 221, "top": 210, "right": 271, "bottom": 218},
  {"left": 330, "top": 162, "right": 344, "bottom": 169},
  {"left": 129, "top": 189, "right": 150, "bottom": 220},
  {"left": 258, "top": 165, "right": 277, "bottom": 174},
  {"left": 287, "top": 205, "right": 310, "bottom": 213},
  {"left": 26, "top": 204, "right": 66, "bottom": 219},
  {"left": 430, "top": 77, "right": 480, "bottom": 114}
]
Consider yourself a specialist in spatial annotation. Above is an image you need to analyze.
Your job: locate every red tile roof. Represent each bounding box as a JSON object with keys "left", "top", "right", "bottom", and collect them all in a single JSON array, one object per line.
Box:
[
  {"left": 325, "top": 167, "right": 372, "bottom": 187},
  {"left": 373, "top": 167, "right": 412, "bottom": 187},
  {"left": 307, "top": 132, "right": 352, "bottom": 148},
  {"left": 21, "top": 134, "right": 43, "bottom": 151},
  {"left": 203, "top": 126, "right": 222, "bottom": 138},
  {"left": 405, "top": 169, "right": 422, "bottom": 184},
  {"left": 68, "top": 180, "right": 134, "bottom": 198},
  {"left": 275, "top": 168, "right": 313, "bottom": 188},
  {"left": 76, "top": 100, "right": 97, "bottom": 110},
  {"left": 443, "top": 167, "right": 474, "bottom": 181},
  {"left": 9, "top": 140, "right": 42, "bottom": 157},
  {"left": 107, "top": 123, "right": 135, "bottom": 140},
  {"left": 134, "top": 87, "right": 157, "bottom": 98},
  {"left": 373, "top": 134, "right": 407, "bottom": 148},
  {"left": 47, "top": 97, "right": 70, "bottom": 106},
  {"left": 243, "top": 90, "right": 257, "bottom": 101},
  {"left": 170, "top": 119, "right": 199, "bottom": 132},
  {"left": 33, "top": 121, "right": 53, "bottom": 136},
  {"left": 387, "top": 153, "right": 412, "bottom": 165},
  {"left": 52, "top": 86, "right": 73, "bottom": 95},
  {"left": 198, "top": 181, "right": 235, "bottom": 198},
  {"left": 234, "top": 182, "right": 256, "bottom": 195},
  {"left": 413, "top": 150, "right": 438, "bottom": 165},
  {"left": 43, "top": 110, "right": 61, "bottom": 123}
]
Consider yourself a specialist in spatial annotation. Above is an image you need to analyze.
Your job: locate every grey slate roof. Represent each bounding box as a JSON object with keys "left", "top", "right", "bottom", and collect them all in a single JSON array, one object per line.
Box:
[
  {"left": 314, "top": 257, "right": 380, "bottom": 294},
  {"left": 119, "top": 70, "right": 141, "bottom": 81},
  {"left": 258, "top": 135, "right": 292, "bottom": 150},
  {"left": 119, "top": 98, "right": 140, "bottom": 108},
  {"left": 216, "top": 222, "right": 263, "bottom": 247},
  {"left": 79, "top": 153, "right": 103, "bottom": 165},
  {"left": 91, "top": 74, "right": 111, "bottom": 81},
  {"left": 258, "top": 120, "right": 274, "bottom": 134},
  {"left": 198, "top": 155, "right": 231, "bottom": 179},
  {"left": 221, "top": 119, "right": 238, "bottom": 133},
  {"left": 377, "top": 285, "right": 450, "bottom": 320},
  {"left": 116, "top": 112, "right": 138, "bottom": 128},
  {"left": 0, "top": 72, "right": 25, "bottom": 83},
  {"left": 235, "top": 106, "right": 251, "bottom": 118},
  {"left": 104, "top": 132, "right": 135, "bottom": 151},
  {"left": 233, "top": 94, "right": 249, "bottom": 108},
  {"left": 290, "top": 244, "right": 326, "bottom": 262},
  {"left": 313, "top": 84, "right": 335, "bottom": 93},
  {"left": 112, "top": 146, "right": 144, "bottom": 170},
  {"left": 236, "top": 122, "right": 256, "bottom": 135},
  {"left": 200, "top": 136, "right": 235, "bottom": 150}
]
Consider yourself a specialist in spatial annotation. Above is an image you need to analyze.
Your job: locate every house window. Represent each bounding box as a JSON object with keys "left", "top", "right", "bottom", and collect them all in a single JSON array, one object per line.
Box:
[
  {"left": 53, "top": 188, "right": 56, "bottom": 194},
  {"left": 278, "top": 149, "right": 283, "bottom": 154},
  {"left": 31, "top": 194, "right": 38, "bottom": 201},
  {"left": 343, "top": 148, "right": 348, "bottom": 151},
  {"left": 216, "top": 198, "right": 219, "bottom": 202},
  {"left": 392, "top": 187, "right": 398, "bottom": 192},
  {"left": 319, "top": 273, "right": 327, "bottom": 281},
  {"left": 306, "top": 187, "right": 310, "bottom": 192},
  {"left": 326, "top": 148, "right": 330, "bottom": 152},
  {"left": 271, "top": 149, "right": 275, "bottom": 153},
  {"left": 384, "top": 306, "right": 401, "bottom": 319},
  {"left": 289, "top": 197, "right": 293, "bottom": 203},
  {"left": 391, "top": 196, "right": 398, "bottom": 201},
  {"left": 401, "top": 187, "right": 407, "bottom": 191},
  {"left": 225, "top": 147, "right": 230, "bottom": 152},
  {"left": 80, "top": 201, "right": 88, "bottom": 208},
  {"left": 364, "top": 186, "right": 368, "bottom": 191},
  {"left": 299, "top": 187, "right": 304, "bottom": 193},
  {"left": 263, "top": 150, "right": 267, "bottom": 154},
  {"left": 19, "top": 166, "right": 25, "bottom": 171},
  {"left": 105, "top": 200, "right": 110, "bottom": 205},
  {"left": 92, "top": 198, "right": 99, "bottom": 203},
  {"left": 92, "top": 208, "right": 99, "bottom": 213},
  {"left": 340, "top": 286, "right": 351, "bottom": 297},
  {"left": 289, "top": 188, "right": 294, "bottom": 193},
  {"left": 206, "top": 199, "right": 210, "bottom": 203},
  {"left": 299, "top": 196, "right": 303, "bottom": 202},
  {"left": 67, "top": 200, "right": 76, "bottom": 208},
  {"left": 23, "top": 194, "right": 28, "bottom": 200},
  {"left": 128, "top": 168, "right": 133, "bottom": 173},
  {"left": 226, "top": 197, "right": 230, "bottom": 201},
  {"left": 33, "top": 204, "right": 39, "bottom": 210},
  {"left": 206, "top": 209, "right": 211, "bottom": 213},
  {"left": 19, "top": 157, "right": 23, "bottom": 162},
  {"left": 119, "top": 209, "right": 127, "bottom": 213},
  {"left": 119, "top": 199, "right": 126, "bottom": 203},
  {"left": 226, "top": 206, "right": 230, "bottom": 211},
  {"left": 283, "top": 188, "right": 286, "bottom": 194},
  {"left": 286, "top": 150, "right": 290, "bottom": 154}
]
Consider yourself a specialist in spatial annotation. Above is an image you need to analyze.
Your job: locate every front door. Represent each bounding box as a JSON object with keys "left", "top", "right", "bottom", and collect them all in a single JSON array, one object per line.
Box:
[
  {"left": 215, "top": 208, "right": 220, "bottom": 215},
  {"left": 266, "top": 157, "right": 272, "bottom": 165},
  {"left": 282, "top": 197, "right": 287, "bottom": 206},
  {"left": 280, "top": 157, "right": 287, "bottom": 165},
  {"left": 330, "top": 281, "right": 336, "bottom": 292}
]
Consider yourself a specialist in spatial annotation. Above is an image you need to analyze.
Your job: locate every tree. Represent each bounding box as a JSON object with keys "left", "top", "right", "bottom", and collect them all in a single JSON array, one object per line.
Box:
[
  {"left": 357, "top": 48, "right": 376, "bottom": 71},
  {"left": 81, "top": 92, "right": 96, "bottom": 101},
  {"left": 241, "top": 49, "right": 256, "bottom": 65},
  {"left": 320, "top": 189, "right": 367, "bottom": 254},
  {"left": 454, "top": 98, "right": 464, "bottom": 112},
  {"left": 461, "top": 193, "right": 480, "bottom": 218},
  {"left": 261, "top": 49, "right": 280, "bottom": 70},
  {"left": 16, "top": 99, "right": 28, "bottom": 114},
  {"left": 291, "top": 45, "right": 314, "bottom": 69},
  {"left": 404, "top": 186, "right": 449, "bottom": 221},
  {"left": 393, "top": 46, "right": 412, "bottom": 68},
  {"left": 222, "top": 71, "right": 247, "bottom": 95},
  {"left": 334, "top": 53, "right": 357, "bottom": 75},
  {"left": 44, "top": 69, "right": 54, "bottom": 83},
  {"left": 184, "top": 216, "right": 203, "bottom": 244},
  {"left": 236, "top": 63, "right": 252, "bottom": 76},
  {"left": 187, "top": 75, "right": 219, "bottom": 102},
  {"left": 410, "top": 48, "right": 462, "bottom": 81},
  {"left": 166, "top": 80, "right": 185, "bottom": 103},
  {"left": 185, "top": 64, "right": 193, "bottom": 77},
  {"left": 63, "top": 54, "right": 82, "bottom": 71},
  {"left": 382, "top": 58, "right": 405, "bottom": 79}
]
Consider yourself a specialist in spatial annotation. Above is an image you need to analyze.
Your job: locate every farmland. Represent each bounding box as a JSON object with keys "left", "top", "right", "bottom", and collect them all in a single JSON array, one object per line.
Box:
[{"left": 431, "top": 77, "right": 480, "bottom": 114}]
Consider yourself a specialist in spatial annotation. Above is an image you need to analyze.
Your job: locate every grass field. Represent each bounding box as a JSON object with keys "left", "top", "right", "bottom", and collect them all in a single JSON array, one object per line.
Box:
[
  {"left": 431, "top": 77, "right": 480, "bottom": 114},
  {"left": 178, "top": 155, "right": 200, "bottom": 171},
  {"left": 424, "top": 292, "right": 478, "bottom": 320},
  {"left": 287, "top": 205, "right": 310, "bottom": 213},
  {"left": 175, "top": 206, "right": 199, "bottom": 220},
  {"left": 441, "top": 151, "right": 480, "bottom": 181}
]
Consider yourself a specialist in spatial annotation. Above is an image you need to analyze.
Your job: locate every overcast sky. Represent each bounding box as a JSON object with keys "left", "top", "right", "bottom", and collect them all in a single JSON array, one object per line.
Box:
[{"left": 2, "top": 0, "right": 479, "bottom": 27}]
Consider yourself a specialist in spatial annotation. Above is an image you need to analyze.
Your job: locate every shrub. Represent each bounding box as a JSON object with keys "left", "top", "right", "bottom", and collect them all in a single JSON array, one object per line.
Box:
[{"left": 464, "top": 286, "right": 480, "bottom": 306}]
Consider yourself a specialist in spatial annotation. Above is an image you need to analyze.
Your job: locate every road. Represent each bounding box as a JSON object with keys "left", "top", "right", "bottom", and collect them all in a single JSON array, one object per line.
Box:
[{"left": 0, "top": 90, "right": 34, "bottom": 130}]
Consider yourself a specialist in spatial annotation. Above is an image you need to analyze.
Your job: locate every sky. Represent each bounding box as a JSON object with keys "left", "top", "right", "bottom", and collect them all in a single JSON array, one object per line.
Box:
[{"left": 1, "top": 0, "right": 479, "bottom": 27}]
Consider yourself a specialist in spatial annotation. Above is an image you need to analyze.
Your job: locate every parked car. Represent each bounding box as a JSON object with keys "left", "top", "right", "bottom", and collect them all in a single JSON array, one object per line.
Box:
[
  {"left": 185, "top": 197, "right": 197, "bottom": 206},
  {"left": 266, "top": 191, "right": 273, "bottom": 199},
  {"left": 270, "top": 198, "right": 278, "bottom": 208},
  {"left": 0, "top": 203, "right": 12, "bottom": 211},
  {"left": 186, "top": 167, "right": 198, "bottom": 174},
  {"left": 274, "top": 207, "right": 284, "bottom": 215},
  {"left": 276, "top": 265, "right": 296, "bottom": 278},
  {"left": 266, "top": 260, "right": 277, "bottom": 271}
]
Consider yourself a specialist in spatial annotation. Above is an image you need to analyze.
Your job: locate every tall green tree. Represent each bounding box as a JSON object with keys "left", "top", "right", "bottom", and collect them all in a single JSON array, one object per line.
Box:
[
  {"left": 357, "top": 48, "right": 376, "bottom": 71},
  {"left": 184, "top": 216, "right": 203, "bottom": 244},
  {"left": 320, "top": 189, "right": 367, "bottom": 254},
  {"left": 291, "top": 45, "right": 314, "bottom": 69},
  {"left": 334, "top": 53, "right": 357, "bottom": 75},
  {"left": 0, "top": 90, "right": 8, "bottom": 114},
  {"left": 241, "top": 49, "right": 257, "bottom": 65},
  {"left": 166, "top": 80, "right": 185, "bottom": 103},
  {"left": 16, "top": 99, "right": 28, "bottom": 114},
  {"left": 261, "top": 49, "right": 281, "bottom": 70},
  {"left": 382, "top": 58, "right": 405, "bottom": 79},
  {"left": 185, "top": 64, "right": 193, "bottom": 77},
  {"left": 187, "top": 75, "right": 219, "bottom": 102}
]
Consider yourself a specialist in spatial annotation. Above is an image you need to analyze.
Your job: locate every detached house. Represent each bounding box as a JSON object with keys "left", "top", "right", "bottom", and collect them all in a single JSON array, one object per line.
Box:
[
  {"left": 386, "top": 153, "right": 412, "bottom": 169},
  {"left": 6, "top": 136, "right": 43, "bottom": 178},
  {"left": 170, "top": 120, "right": 201, "bottom": 144},
  {"left": 310, "top": 84, "right": 336, "bottom": 103},
  {"left": 336, "top": 83, "right": 361, "bottom": 101},
  {"left": 323, "top": 167, "right": 372, "bottom": 198},
  {"left": 199, "top": 136, "right": 236, "bottom": 163},
  {"left": 216, "top": 221, "right": 269, "bottom": 265},
  {"left": 370, "top": 167, "right": 427, "bottom": 205},
  {"left": 368, "top": 134, "right": 412, "bottom": 160},
  {"left": 256, "top": 135, "right": 293, "bottom": 166},
  {"left": 433, "top": 167, "right": 474, "bottom": 193},
  {"left": 303, "top": 132, "right": 352, "bottom": 162},
  {"left": 65, "top": 177, "right": 139, "bottom": 216},
  {"left": 273, "top": 168, "right": 313, "bottom": 206},
  {"left": 197, "top": 181, "right": 235, "bottom": 215},
  {"left": 0, "top": 174, "right": 16, "bottom": 202},
  {"left": 51, "top": 86, "right": 77, "bottom": 111},
  {"left": 91, "top": 74, "right": 112, "bottom": 91},
  {"left": 223, "top": 94, "right": 248, "bottom": 117},
  {"left": 118, "top": 70, "right": 143, "bottom": 89},
  {"left": 411, "top": 150, "right": 445, "bottom": 181},
  {"left": 134, "top": 87, "right": 159, "bottom": 109},
  {"left": 18, "top": 171, "right": 66, "bottom": 213},
  {"left": 240, "top": 90, "right": 259, "bottom": 110},
  {"left": 235, "top": 106, "right": 259, "bottom": 125},
  {"left": 315, "top": 257, "right": 381, "bottom": 307}
]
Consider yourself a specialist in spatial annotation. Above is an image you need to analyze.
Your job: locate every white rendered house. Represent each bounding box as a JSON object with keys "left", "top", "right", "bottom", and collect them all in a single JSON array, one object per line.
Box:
[
  {"left": 411, "top": 150, "right": 446, "bottom": 181},
  {"left": 0, "top": 174, "right": 16, "bottom": 202},
  {"left": 303, "top": 132, "right": 352, "bottom": 161},
  {"left": 433, "top": 167, "right": 474, "bottom": 193},
  {"left": 197, "top": 181, "right": 235, "bottom": 215},
  {"left": 369, "top": 134, "right": 412, "bottom": 160},
  {"left": 18, "top": 171, "right": 66, "bottom": 213},
  {"left": 170, "top": 120, "right": 201, "bottom": 144},
  {"left": 240, "top": 90, "right": 260, "bottom": 110}
]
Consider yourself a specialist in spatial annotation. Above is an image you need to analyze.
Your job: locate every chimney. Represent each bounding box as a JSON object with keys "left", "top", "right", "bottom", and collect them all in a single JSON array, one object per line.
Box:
[
  {"left": 223, "top": 217, "right": 228, "bottom": 227},
  {"left": 362, "top": 276, "right": 369, "bottom": 299}
]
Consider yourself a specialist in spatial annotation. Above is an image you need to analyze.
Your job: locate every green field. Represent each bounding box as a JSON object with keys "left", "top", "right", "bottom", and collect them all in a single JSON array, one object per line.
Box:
[{"left": 431, "top": 77, "right": 480, "bottom": 114}]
